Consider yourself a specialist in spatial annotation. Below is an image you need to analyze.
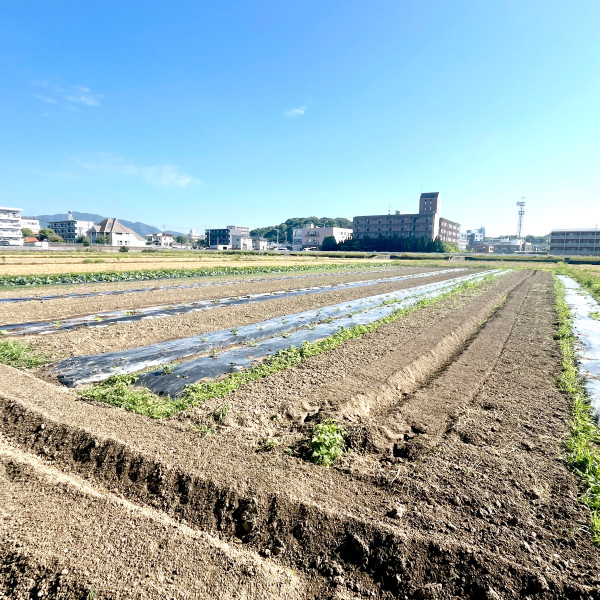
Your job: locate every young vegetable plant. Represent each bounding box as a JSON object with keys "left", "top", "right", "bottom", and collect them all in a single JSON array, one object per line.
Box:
[{"left": 309, "top": 419, "right": 346, "bottom": 467}]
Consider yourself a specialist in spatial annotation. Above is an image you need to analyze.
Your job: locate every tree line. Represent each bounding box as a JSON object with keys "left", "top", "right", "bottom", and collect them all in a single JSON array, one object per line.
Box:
[
  {"left": 322, "top": 234, "right": 458, "bottom": 253},
  {"left": 250, "top": 217, "right": 353, "bottom": 243}
]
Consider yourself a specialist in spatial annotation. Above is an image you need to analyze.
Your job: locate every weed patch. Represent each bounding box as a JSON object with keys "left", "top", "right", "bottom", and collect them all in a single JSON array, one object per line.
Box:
[{"left": 0, "top": 340, "right": 47, "bottom": 368}]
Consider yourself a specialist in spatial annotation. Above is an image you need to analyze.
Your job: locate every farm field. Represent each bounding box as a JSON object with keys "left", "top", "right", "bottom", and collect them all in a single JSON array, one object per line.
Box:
[
  {"left": 1, "top": 261, "right": 600, "bottom": 599},
  {"left": 0, "top": 251, "right": 384, "bottom": 277}
]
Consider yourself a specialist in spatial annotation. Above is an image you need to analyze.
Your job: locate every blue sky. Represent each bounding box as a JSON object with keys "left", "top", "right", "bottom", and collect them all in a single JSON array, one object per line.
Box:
[{"left": 1, "top": 1, "right": 599, "bottom": 235}]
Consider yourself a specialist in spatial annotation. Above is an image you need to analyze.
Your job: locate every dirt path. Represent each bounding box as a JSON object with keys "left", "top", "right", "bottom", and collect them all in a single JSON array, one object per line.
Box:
[{"left": 1, "top": 269, "right": 599, "bottom": 598}]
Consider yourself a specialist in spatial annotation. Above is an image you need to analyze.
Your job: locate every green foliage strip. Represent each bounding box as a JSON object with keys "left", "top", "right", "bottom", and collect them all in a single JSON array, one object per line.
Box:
[
  {"left": 0, "top": 262, "right": 394, "bottom": 288},
  {"left": 555, "top": 277, "right": 600, "bottom": 543}
]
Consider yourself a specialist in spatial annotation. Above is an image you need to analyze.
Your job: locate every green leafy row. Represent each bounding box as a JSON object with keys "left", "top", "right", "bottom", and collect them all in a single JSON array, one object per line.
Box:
[
  {"left": 0, "top": 262, "right": 392, "bottom": 288},
  {"left": 555, "top": 277, "right": 600, "bottom": 543}
]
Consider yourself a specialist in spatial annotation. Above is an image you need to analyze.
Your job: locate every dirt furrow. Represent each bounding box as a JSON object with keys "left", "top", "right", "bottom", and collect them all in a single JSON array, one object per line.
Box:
[
  {"left": 0, "top": 434, "right": 311, "bottom": 600},
  {"left": 372, "top": 270, "right": 536, "bottom": 458}
]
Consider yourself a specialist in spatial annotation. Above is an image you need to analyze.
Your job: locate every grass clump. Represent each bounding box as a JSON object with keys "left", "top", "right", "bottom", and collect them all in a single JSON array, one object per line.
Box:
[
  {"left": 0, "top": 340, "right": 47, "bottom": 368},
  {"left": 555, "top": 277, "right": 600, "bottom": 543},
  {"left": 310, "top": 419, "right": 346, "bottom": 466}
]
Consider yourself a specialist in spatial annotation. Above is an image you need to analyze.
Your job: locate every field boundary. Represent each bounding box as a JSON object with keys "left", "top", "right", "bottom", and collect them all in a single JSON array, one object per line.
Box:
[{"left": 555, "top": 275, "right": 600, "bottom": 542}]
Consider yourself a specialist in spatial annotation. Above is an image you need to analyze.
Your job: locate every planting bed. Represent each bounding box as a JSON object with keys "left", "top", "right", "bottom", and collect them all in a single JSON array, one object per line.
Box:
[{"left": 1, "top": 266, "right": 599, "bottom": 599}]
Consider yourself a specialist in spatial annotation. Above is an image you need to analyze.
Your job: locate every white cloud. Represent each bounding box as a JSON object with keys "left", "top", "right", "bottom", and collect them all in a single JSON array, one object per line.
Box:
[
  {"left": 284, "top": 105, "right": 307, "bottom": 118},
  {"left": 34, "top": 94, "right": 57, "bottom": 104},
  {"left": 66, "top": 86, "right": 102, "bottom": 106},
  {"left": 32, "top": 80, "right": 102, "bottom": 108},
  {"left": 78, "top": 153, "right": 201, "bottom": 187}
]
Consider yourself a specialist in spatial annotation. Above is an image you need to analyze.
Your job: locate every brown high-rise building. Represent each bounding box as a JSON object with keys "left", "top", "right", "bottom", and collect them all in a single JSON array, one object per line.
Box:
[{"left": 352, "top": 192, "right": 460, "bottom": 244}]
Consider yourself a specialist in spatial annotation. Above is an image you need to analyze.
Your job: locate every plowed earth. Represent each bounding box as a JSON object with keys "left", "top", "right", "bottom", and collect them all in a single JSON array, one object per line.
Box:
[{"left": 1, "top": 268, "right": 599, "bottom": 599}]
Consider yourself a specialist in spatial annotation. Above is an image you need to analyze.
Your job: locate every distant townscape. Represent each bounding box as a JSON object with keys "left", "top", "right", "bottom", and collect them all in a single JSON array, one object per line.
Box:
[{"left": 1, "top": 193, "right": 598, "bottom": 255}]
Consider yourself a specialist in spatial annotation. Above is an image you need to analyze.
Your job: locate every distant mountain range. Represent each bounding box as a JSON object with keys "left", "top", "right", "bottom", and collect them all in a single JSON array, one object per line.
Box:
[{"left": 35, "top": 212, "right": 184, "bottom": 237}]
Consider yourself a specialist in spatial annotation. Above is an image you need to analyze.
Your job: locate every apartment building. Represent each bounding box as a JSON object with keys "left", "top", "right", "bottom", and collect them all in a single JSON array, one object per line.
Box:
[
  {"left": 549, "top": 229, "right": 600, "bottom": 256},
  {"left": 205, "top": 225, "right": 250, "bottom": 249},
  {"left": 48, "top": 212, "right": 95, "bottom": 242},
  {"left": 291, "top": 224, "right": 353, "bottom": 250},
  {"left": 21, "top": 217, "right": 41, "bottom": 234},
  {"left": 0, "top": 207, "right": 24, "bottom": 246},
  {"left": 353, "top": 193, "right": 460, "bottom": 244}
]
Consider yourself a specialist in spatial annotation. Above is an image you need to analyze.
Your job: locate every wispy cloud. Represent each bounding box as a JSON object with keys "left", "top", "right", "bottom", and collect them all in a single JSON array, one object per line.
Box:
[
  {"left": 32, "top": 80, "right": 102, "bottom": 109},
  {"left": 77, "top": 153, "right": 202, "bottom": 188},
  {"left": 284, "top": 105, "right": 307, "bottom": 118},
  {"left": 34, "top": 94, "right": 57, "bottom": 104},
  {"left": 65, "top": 86, "right": 102, "bottom": 106}
]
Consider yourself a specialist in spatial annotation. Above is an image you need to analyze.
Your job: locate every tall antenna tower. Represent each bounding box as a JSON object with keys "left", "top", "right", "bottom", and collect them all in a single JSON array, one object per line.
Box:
[{"left": 516, "top": 197, "right": 526, "bottom": 238}]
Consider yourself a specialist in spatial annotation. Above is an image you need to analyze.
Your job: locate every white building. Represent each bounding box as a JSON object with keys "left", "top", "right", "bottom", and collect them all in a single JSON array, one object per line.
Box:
[
  {"left": 231, "top": 234, "right": 253, "bottom": 250},
  {"left": 292, "top": 224, "right": 353, "bottom": 250},
  {"left": 21, "top": 217, "right": 40, "bottom": 234},
  {"left": 253, "top": 238, "right": 268, "bottom": 251},
  {"left": 0, "top": 207, "right": 24, "bottom": 246},
  {"left": 88, "top": 218, "right": 147, "bottom": 247},
  {"left": 146, "top": 232, "right": 174, "bottom": 248}
]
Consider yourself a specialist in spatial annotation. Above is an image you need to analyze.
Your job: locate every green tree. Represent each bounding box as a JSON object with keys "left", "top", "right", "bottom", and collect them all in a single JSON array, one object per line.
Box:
[
  {"left": 175, "top": 235, "right": 188, "bottom": 245},
  {"left": 21, "top": 227, "right": 34, "bottom": 238},
  {"left": 321, "top": 235, "right": 339, "bottom": 251},
  {"left": 75, "top": 235, "right": 90, "bottom": 245},
  {"left": 38, "top": 228, "right": 63, "bottom": 243},
  {"left": 95, "top": 234, "right": 109, "bottom": 245},
  {"left": 119, "top": 245, "right": 129, "bottom": 252}
]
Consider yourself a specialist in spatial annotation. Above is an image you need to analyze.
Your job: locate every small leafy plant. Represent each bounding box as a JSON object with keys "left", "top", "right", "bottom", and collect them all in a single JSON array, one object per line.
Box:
[
  {"left": 263, "top": 438, "right": 280, "bottom": 451},
  {"left": 309, "top": 419, "right": 346, "bottom": 467},
  {"left": 212, "top": 403, "right": 230, "bottom": 424}
]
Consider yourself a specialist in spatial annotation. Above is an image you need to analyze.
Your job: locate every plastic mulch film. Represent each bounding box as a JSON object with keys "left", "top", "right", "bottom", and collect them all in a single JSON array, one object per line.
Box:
[{"left": 558, "top": 276, "right": 600, "bottom": 419}]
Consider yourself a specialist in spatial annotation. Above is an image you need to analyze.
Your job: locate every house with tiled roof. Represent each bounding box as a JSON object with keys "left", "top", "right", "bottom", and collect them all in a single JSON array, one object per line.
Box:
[{"left": 87, "top": 218, "right": 147, "bottom": 247}]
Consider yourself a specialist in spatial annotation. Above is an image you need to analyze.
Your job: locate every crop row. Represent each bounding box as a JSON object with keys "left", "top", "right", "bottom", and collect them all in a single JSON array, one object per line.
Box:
[
  {"left": 4, "top": 269, "right": 460, "bottom": 336},
  {"left": 0, "top": 262, "right": 393, "bottom": 288}
]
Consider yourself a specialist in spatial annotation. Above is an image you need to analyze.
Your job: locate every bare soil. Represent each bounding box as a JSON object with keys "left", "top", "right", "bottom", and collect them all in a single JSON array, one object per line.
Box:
[{"left": 1, "top": 268, "right": 599, "bottom": 599}]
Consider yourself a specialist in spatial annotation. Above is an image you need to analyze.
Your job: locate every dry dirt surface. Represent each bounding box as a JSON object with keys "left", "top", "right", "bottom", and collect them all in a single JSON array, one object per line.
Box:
[{"left": 1, "top": 268, "right": 599, "bottom": 599}]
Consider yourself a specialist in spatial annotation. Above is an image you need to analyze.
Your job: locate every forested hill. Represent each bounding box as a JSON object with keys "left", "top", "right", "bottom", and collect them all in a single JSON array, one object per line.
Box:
[{"left": 250, "top": 217, "right": 352, "bottom": 243}]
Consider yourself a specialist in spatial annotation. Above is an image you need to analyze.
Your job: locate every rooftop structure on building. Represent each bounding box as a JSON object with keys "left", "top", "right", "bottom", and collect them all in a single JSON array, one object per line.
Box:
[
  {"left": 88, "top": 218, "right": 147, "bottom": 247},
  {"left": 0, "top": 207, "right": 24, "bottom": 246},
  {"left": 549, "top": 228, "right": 600, "bottom": 256},
  {"left": 48, "top": 211, "right": 95, "bottom": 243},
  {"left": 353, "top": 193, "right": 460, "bottom": 244}
]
